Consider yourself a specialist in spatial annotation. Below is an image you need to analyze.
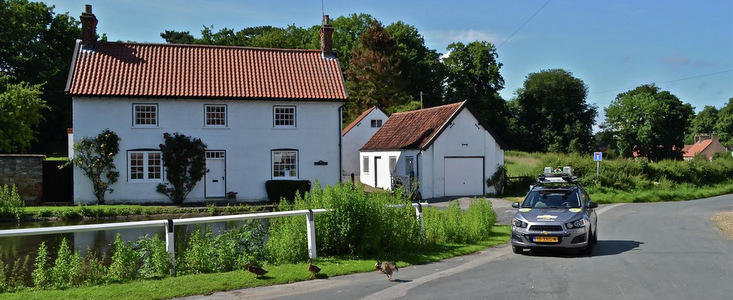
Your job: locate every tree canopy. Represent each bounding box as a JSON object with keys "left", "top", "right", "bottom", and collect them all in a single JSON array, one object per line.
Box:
[
  {"left": 714, "top": 98, "right": 733, "bottom": 146},
  {"left": 0, "top": 76, "right": 48, "bottom": 153},
  {"left": 605, "top": 84, "right": 694, "bottom": 160},
  {"left": 510, "top": 69, "right": 596, "bottom": 153},
  {"left": 0, "top": 0, "right": 81, "bottom": 154}
]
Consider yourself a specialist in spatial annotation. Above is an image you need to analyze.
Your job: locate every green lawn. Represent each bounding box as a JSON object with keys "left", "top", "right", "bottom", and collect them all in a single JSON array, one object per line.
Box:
[
  {"left": 0, "top": 225, "right": 511, "bottom": 299},
  {"left": 43, "top": 157, "right": 69, "bottom": 161}
]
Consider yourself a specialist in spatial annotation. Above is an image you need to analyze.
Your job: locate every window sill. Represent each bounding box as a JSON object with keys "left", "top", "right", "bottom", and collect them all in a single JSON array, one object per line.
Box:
[
  {"left": 128, "top": 180, "right": 163, "bottom": 184},
  {"left": 131, "top": 126, "right": 160, "bottom": 129},
  {"left": 203, "top": 126, "right": 230, "bottom": 129},
  {"left": 272, "top": 127, "right": 297, "bottom": 130}
]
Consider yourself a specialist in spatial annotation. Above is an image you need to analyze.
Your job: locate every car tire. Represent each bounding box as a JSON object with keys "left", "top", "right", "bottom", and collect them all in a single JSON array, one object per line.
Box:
[
  {"left": 591, "top": 229, "right": 598, "bottom": 244},
  {"left": 512, "top": 245, "right": 523, "bottom": 254},
  {"left": 580, "top": 232, "right": 594, "bottom": 255}
]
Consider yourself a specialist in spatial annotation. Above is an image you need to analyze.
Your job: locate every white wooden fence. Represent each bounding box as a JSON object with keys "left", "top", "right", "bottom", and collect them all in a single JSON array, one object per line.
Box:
[{"left": 0, "top": 203, "right": 427, "bottom": 268}]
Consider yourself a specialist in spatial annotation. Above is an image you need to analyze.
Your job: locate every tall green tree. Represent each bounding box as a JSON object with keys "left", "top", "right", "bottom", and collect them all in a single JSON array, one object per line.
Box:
[
  {"left": 714, "top": 98, "right": 733, "bottom": 146},
  {"left": 686, "top": 105, "right": 719, "bottom": 144},
  {"left": 511, "top": 69, "right": 596, "bottom": 153},
  {"left": 0, "top": 0, "right": 81, "bottom": 154},
  {"left": 0, "top": 76, "right": 48, "bottom": 153},
  {"left": 385, "top": 21, "right": 445, "bottom": 106},
  {"left": 344, "top": 21, "right": 411, "bottom": 122},
  {"left": 442, "top": 41, "right": 509, "bottom": 142},
  {"left": 605, "top": 84, "right": 694, "bottom": 160}
]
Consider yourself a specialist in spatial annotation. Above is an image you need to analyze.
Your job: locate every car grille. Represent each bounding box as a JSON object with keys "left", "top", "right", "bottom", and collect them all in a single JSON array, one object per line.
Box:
[{"left": 529, "top": 225, "right": 563, "bottom": 231}]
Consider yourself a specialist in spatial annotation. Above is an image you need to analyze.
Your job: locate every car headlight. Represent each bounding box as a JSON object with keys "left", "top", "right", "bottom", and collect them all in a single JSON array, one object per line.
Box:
[
  {"left": 513, "top": 218, "right": 528, "bottom": 228},
  {"left": 565, "top": 218, "right": 587, "bottom": 229}
]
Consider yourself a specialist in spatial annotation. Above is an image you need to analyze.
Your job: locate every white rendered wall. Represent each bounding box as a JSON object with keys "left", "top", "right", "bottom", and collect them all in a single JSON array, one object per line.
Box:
[
  {"left": 425, "top": 108, "right": 504, "bottom": 198},
  {"left": 359, "top": 150, "right": 418, "bottom": 190},
  {"left": 341, "top": 108, "right": 387, "bottom": 182},
  {"left": 72, "top": 97, "right": 342, "bottom": 204}
]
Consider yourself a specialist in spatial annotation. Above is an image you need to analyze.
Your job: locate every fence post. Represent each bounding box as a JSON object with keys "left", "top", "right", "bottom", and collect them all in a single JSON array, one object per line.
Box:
[
  {"left": 165, "top": 219, "right": 176, "bottom": 274},
  {"left": 306, "top": 209, "right": 317, "bottom": 259},
  {"left": 415, "top": 203, "right": 424, "bottom": 235}
]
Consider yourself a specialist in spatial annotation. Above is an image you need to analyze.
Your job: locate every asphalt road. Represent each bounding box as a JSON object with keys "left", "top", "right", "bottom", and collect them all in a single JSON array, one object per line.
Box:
[{"left": 187, "top": 194, "right": 733, "bottom": 300}]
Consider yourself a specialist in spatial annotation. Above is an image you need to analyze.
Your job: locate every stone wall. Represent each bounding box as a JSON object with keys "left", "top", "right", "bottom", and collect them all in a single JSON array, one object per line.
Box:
[{"left": 0, "top": 154, "right": 44, "bottom": 205}]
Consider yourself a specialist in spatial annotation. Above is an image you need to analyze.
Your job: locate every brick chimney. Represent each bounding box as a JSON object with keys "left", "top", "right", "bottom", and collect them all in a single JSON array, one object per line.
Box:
[
  {"left": 80, "top": 4, "right": 98, "bottom": 48},
  {"left": 319, "top": 15, "right": 334, "bottom": 57}
]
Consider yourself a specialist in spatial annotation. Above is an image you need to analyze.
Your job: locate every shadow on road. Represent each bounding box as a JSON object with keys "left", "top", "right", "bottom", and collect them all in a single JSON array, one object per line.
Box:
[{"left": 524, "top": 240, "right": 644, "bottom": 258}]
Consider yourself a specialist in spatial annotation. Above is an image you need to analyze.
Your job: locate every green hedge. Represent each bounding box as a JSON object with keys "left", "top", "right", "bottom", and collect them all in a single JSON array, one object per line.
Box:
[{"left": 265, "top": 180, "right": 311, "bottom": 204}]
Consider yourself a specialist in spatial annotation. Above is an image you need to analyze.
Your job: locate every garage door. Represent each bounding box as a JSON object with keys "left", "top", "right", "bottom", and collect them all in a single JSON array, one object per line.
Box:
[{"left": 444, "top": 157, "right": 483, "bottom": 196}]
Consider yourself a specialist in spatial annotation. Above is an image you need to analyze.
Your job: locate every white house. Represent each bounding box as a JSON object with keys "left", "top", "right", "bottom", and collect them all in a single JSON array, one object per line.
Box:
[
  {"left": 359, "top": 101, "right": 505, "bottom": 199},
  {"left": 341, "top": 107, "right": 388, "bottom": 182},
  {"left": 66, "top": 7, "right": 346, "bottom": 203}
]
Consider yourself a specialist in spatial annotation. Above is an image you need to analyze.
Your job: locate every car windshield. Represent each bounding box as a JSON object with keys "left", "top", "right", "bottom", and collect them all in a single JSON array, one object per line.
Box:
[{"left": 521, "top": 189, "right": 581, "bottom": 208}]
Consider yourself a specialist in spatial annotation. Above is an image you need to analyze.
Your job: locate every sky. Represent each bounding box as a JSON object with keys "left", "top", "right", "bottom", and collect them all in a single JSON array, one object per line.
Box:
[{"left": 47, "top": 0, "right": 733, "bottom": 125}]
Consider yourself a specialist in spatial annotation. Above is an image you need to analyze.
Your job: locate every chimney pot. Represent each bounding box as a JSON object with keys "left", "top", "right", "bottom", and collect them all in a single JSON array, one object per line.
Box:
[
  {"left": 80, "top": 4, "right": 98, "bottom": 48},
  {"left": 320, "top": 15, "right": 334, "bottom": 57}
]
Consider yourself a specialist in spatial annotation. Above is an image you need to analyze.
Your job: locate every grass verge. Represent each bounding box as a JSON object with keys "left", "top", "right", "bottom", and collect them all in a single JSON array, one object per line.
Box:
[
  {"left": 1, "top": 225, "right": 509, "bottom": 299},
  {"left": 712, "top": 211, "right": 733, "bottom": 239},
  {"left": 588, "top": 182, "right": 733, "bottom": 204}
]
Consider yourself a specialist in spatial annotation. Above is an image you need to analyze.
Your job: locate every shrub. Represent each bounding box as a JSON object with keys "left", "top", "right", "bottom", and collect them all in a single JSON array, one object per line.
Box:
[
  {"left": 77, "top": 250, "right": 106, "bottom": 285},
  {"left": 69, "top": 129, "right": 120, "bottom": 204},
  {"left": 423, "top": 199, "right": 497, "bottom": 244},
  {"left": 50, "top": 238, "right": 83, "bottom": 288},
  {"left": 157, "top": 133, "right": 207, "bottom": 204},
  {"left": 267, "top": 183, "right": 422, "bottom": 263},
  {"left": 265, "top": 180, "right": 311, "bottom": 204},
  {"left": 137, "top": 235, "right": 170, "bottom": 279},
  {"left": 107, "top": 234, "right": 138, "bottom": 282},
  {"left": 0, "top": 185, "right": 24, "bottom": 220},
  {"left": 31, "top": 242, "right": 51, "bottom": 288},
  {"left": 180, "top": 222, "right": 268, "bottom": 274}
]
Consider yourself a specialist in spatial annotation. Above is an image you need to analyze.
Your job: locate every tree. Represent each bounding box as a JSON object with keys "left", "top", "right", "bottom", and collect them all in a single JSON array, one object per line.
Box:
[
  {"left": 442, "top": 41, "right": 509, "bottom": 143},
  {"left": 344, "top": 21, "right": 412, "bottom": 122},
  {"left": 385, "top": 21, "right": 445, "bottom": 106},
  {"left": 156, "top": 133, "right": 207, "bottom": 204},
  {"left": 0, "top": 0, "right": 81, "bottom": 154},
  {"left": 605, "top": 84, "right": 694, "bottom": 160},
  {"left": 511, "top": 69, "right": 597, "bottom": 153},
  {"left": 715, "top": 98, "right": 733, "bottom": 146},
  {"left": 70, "top": 129, "right": 120, "bottom": 204},
  {"left": 160, "top": 30, "right": 194, "bottom": 44},
  {"left": 0, "top": 76, "right": 48, "bottom": 153},
  {"left": 686, "top": 105, "right": 719, "bottom": 144}
]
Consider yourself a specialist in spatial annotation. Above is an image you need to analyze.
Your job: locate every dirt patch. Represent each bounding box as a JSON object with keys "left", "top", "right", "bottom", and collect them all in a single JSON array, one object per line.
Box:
[{"left": 712, "top": 211, "right": 733, "bottom": 239}]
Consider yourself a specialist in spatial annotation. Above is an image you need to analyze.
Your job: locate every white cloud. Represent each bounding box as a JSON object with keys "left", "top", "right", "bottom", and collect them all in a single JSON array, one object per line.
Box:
[{"left": 425, "top": 29, "right": 504, "bottom": 49}]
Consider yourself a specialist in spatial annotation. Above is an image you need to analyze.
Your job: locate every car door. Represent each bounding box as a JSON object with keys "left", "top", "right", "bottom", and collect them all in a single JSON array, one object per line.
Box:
[{"left": 582, "top": 190, "right": 597, "bottom": 229}]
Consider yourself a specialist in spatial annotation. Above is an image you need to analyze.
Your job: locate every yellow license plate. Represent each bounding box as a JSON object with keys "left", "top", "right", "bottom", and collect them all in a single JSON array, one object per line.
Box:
[{"left": 533, "top": 236, "right": 559, "bottom": 243}]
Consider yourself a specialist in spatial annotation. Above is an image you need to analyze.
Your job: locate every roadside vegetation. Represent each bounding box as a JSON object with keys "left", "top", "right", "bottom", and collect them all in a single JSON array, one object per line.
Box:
[
  {"left": 0, "top": 183, "right": 508, "bottom": 298},
  {"left": 0, "top": 185, "right": 24, "bottom": 221},
  {"left": 505, "top": 150, "right": 733, "bottom": 203}
]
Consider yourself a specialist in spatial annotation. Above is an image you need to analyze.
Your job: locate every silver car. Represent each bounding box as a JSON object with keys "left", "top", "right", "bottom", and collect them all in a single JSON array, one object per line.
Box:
[{"left": 510, "top": 174, "right": 598, "bottom": 255}]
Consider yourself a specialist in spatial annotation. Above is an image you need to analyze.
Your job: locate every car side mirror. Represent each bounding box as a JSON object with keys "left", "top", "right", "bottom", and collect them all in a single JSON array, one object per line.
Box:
[
  {"left": 588, "top": 202, "right": 598, "bottom": 208},
  {"left": 512, "top": 202, "right": 520, "bottom": 208}
]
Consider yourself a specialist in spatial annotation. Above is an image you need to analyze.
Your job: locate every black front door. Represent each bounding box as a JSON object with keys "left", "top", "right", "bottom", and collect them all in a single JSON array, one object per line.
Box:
[{"left": 374, "top": 156, "right": 381, "bottom": 187}]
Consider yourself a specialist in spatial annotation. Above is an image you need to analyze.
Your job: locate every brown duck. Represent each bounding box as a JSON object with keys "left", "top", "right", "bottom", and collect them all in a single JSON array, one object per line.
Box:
[
  {"left": 376, "top": 261, "right": 398, "bottom": 281},
  {"left": 246, "top": 262, "right": 268, "bottom": 278},
  {"left": 307, "top": 259, "right": 321, "bottom": 279}
]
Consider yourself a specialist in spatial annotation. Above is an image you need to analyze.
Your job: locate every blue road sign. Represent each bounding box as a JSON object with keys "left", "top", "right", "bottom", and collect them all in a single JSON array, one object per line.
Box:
[{"left": 594, "top": 152, "right": 603, "bottom": 161}]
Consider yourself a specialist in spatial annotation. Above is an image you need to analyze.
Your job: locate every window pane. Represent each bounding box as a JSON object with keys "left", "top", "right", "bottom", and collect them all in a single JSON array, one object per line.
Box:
[
  {"left": 206, "top": 105, "right": 226, "bottom": 126},
  {"left": 389, "top": 156, "right": 397, "bottom": 173},
  {"left": 274, "top": 106, "right": 295, "bottom": 127},
  {"left": 130, "top": 152, "right": 144, "bottom": 179},
  {"left": 134, "top": 104, "right": 157, "bottom": 126},
  {"left": 272, "top": 150, "right": 297, "bottom": 178},
  {"left": 363, "top": 157, "right": 369, "bottom": 172},
  {"left": 147, "top": 152, "right": 161, "bottom": 179}
]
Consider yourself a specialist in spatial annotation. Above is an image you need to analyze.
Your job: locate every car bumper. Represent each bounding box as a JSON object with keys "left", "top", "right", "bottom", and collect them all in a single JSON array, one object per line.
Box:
[{"left": 511, "top": 224, "right": 589, "bottom": 248}]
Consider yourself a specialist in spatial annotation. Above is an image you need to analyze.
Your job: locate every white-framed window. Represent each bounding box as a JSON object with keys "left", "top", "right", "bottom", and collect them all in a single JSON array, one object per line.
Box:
[
  {"left": 405, "top": 156, "right": 415, "bottom": 175},
  {"left": 371, "top": 119, "right": 382, "bottom": 128},
  {"left": 273, "top": 106, "right": 296, "bottom": 128},
  {"left": 128, "top": 151, "right": 162, "bottom": 182},
  {"left": 363, "top": 156, "right": 369, "bottom": 173},
  {"left": 272, "top": 150, "right": 298, "bottom": 179},
  {"left": 133, "top": 104, "right": 158, "bottom": 127},
  {"left": 204, "top": 104, "right": 227, "bottom": 127},
  {"left": 389, "top": 156, "right": 397, "bottom": 174}
]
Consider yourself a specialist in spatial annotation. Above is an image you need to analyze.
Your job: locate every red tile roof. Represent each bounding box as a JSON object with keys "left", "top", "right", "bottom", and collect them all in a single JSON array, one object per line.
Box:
[
  {"left": 342, "top": 107, "right": 376, "bottom": 135},
  {"left": 683, "top": 139, "right": 713, "bottom": 158},
  {"left": 66, "top": 42, "right": 347, "bottom": 100},
  {"left": 361, "top": 101, "right": 465, "bottom": 151}
]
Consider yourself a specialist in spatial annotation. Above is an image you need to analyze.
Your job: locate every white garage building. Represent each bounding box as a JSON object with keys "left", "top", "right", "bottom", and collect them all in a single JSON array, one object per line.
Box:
[
  {"left": 359, "top": 101, "right": 505, "bottom": 199},
  {"left": 341, "top": 107, "right": 388, "bottom": 183}
]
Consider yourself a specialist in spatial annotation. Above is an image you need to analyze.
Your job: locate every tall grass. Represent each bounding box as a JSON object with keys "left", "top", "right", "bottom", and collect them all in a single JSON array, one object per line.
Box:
[
  {"left": 0, "top": 185, "right": 24, "bottom": 221},
  {"left": 423, "top": 199, "right": 496, "bottom": 244}
]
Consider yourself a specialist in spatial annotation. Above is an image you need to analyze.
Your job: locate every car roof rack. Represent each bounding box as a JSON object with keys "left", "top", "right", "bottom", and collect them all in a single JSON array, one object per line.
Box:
[{"left": 535, "top": 166, "right": 580, "bottom": 186}]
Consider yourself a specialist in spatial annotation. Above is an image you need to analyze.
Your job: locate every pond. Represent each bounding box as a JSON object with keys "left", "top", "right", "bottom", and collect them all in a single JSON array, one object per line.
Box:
[{"left": 0, "top": 217, "right": 267, "bottom": 274}]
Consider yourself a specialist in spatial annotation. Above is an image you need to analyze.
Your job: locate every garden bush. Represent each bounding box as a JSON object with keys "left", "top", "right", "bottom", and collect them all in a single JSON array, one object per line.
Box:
[
  {"left": 0, "top": 185, "right": 24, "bottom": 220},
  {"left": 179, "top": 222, "right": 267, "bottom": 274},
  {"left": 423, "top": 199, "right": 496, "bottom": 244},
  {"left": 265, "top": 180, "right": 311, "bottom": 204}
]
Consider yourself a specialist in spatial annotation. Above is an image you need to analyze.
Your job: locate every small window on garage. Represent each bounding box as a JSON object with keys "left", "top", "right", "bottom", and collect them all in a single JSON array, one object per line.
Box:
[
  {"left": 405, "top": 156, "right": 415, "bottom": 175},
  {"left": 363, "top": 156, "right": 369, "bottom": 173},
  {"left": 389, "top": 156, "right": 397, "bottom": 173},
  {"left": 371, "top": 119, "right": 382, "bottom": 128}
]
